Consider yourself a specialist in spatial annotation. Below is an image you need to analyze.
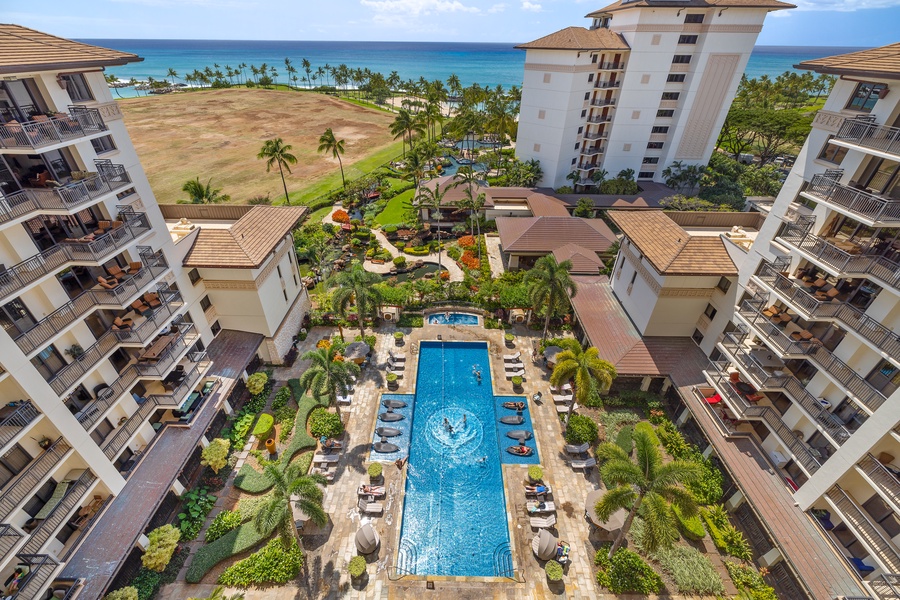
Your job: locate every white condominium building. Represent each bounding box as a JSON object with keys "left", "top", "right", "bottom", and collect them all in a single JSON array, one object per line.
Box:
[{"left": 515, "top": 0, "right": 794, "bottom": 189}]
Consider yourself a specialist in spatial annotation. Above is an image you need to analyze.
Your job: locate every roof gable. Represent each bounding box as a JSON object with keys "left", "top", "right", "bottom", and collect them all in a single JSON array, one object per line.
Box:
[
  {"left": 796, "top": 43, "right": 900, "bottom": 81},
  {"left": 498, "top": 216, "right": 616, "bottom": 253},
  {"left": 516, "top": 26, "right": 629, "bottom": 51},
  {"left": 0, "top": 24, "right": 142, "bottom": 74}
]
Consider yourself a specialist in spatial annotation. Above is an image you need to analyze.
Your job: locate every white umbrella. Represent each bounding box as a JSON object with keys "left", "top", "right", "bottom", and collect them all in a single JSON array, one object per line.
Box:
[
  {"left": 543, "top": 345, "right": 564, "bottom": 364},
  {"left": 345, "top": 342, "right": 370, "bottom": 361},
  {"left": 586, "top": 489, "right": 627, "bottom": 531},
  {"left": 355, "top": 523, "right": 380, "bottom": 554},
  {"left": 532, "top": 528, "right": 558, "bottom": 560}
]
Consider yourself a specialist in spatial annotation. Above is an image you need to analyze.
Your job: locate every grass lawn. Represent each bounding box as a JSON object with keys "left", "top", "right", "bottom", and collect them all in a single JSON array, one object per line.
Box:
[
  {"left": 375, "top": 188, "right": 414, "bottom": 226},
  {"left": 305, "top": 204, "right": 333, "bottom": 224}
]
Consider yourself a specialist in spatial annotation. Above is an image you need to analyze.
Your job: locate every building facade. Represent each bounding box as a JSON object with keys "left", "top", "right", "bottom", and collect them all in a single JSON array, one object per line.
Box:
[{"left": 515, "top": 0, "right": 794, "bottom": 189}]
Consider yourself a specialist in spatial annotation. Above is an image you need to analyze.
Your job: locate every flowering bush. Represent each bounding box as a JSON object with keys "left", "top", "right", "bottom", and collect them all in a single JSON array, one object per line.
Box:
[
  {"left": 332, "top": 210, "right": 350, "bottom": 224},
  {"left": 458, "top": 235, "right": 476, "bottom": 248},
  {"left": 459, "top": 250, "right": 480, "bottom": 270},
  {"left": 440, "top": 271, "right": 450, "bottom": 281}
]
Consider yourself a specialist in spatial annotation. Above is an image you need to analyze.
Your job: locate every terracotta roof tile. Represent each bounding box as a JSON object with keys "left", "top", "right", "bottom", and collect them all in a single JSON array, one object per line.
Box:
[
  {"left": 0, "top": 24, "right": 142, "bottom": 74},
  {"left": 525, "top": 194, "right": 571, "bottom": 217},
  {"left": 516, "top": 26, "right": 629, "bottom": 51},
  {"left": 587, "top": 0, "right": 794, "bottom": 17},
  {"left": 796, "top": 43, "right": 900, "bottom": 80},
  {"left": 183, "top": 205, "right": 307, "bottom": 268},
  {"left": 497, "top": 216, "right": 616, "bottom": 253},
  {"left": 552, "top": 244, "right": 605, "bottom": 275}
]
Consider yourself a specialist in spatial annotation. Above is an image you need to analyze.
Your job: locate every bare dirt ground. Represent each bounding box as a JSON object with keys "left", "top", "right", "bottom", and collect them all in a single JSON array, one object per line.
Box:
[{"left": 119, "top": 88, "right": 396, "bottom": 204}]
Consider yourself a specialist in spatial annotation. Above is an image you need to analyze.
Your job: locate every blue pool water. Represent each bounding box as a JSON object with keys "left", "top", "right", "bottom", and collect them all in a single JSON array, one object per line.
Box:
[
  {"left": 427, "top": 312, "right": 479, "bottom": 325},
  {"left": 495, "top": 395, "right": 539, "bottom": 466},
  {"left": 398, "top": 341, "right": 533, "bottom": 577},
  {"left": 370, "top": 394, "right": 415, "bottom": 461},
  {"left": 440, "top": 155, "right": 488, "bottom": 176}
]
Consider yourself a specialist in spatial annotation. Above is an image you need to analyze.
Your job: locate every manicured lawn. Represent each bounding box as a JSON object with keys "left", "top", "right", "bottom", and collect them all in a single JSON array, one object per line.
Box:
[
  {"left": 375, "top": 188, "right": 414, "bottom": 226},
  {"left": 306, "top": 204, "right": 333, "bottom": 224}
]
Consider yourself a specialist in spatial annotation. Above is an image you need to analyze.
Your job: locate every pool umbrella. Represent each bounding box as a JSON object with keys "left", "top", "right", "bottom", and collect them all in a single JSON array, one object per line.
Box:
[
  {"left": 585, "top": 490, "right": 627, "bottom": 531},
  {"left": 543, "top": 346, "right": 563, "bottom": 364},
  {"left": 532, "top": 528, "right": 558, "bottom": 560},
  {"left": 355, "top": 523, "right": 380, "bottom": 554},
  {"left": 345, "top": 342, "right": 370, "bottom": 363}
]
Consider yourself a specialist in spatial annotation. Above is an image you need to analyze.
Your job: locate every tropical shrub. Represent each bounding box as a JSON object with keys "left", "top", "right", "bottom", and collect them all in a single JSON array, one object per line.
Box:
[
  {"left": 545, "top": 559, "right": 564, "bottom": 581},
  {"left": 275, "top": 406, "right": 298, "bottom": 442},
  {"left": 615, "top": 426, "right": 633, "bottom": 454},
  {"left": 177, "top": 487, "right": 216, "bottom": 540},
  {"left": 206, "top": 509, "right": 243, "bottom": 543},
  {"left": 141, "top": 524, "right": 181, "bottom": 572},
  {"left": 634, "top": 422, "right": 659, "bottom": 446},
  {"left": 458, "top": 235, "right": 476, "bottom": 248},
  {"left": 651, "top": 544, "right": 724, "bottom": 595},
  {"left": 129, "top": 569, "right": 161, "bottom": 600},
  {"left": 104, "top": 588, "right": 138, "bottom": 600},
  {"left": 392, "top": 256, "right": 406, "bottom": 266},
  {"left": 218, "top": 539, "right": 304, "bottom": 586},
  {"left": 528, "top": 465, "right": 543, "bottom": 481},
  {"left": 368, "top": 462, "right": 383, "bottom": 478},
  {"left": 725, "top": 560, "right": 777, "bottom": 600},
  {"left": 658, "top": 421, "right": 723, "bottom": 504},
  {"left": 459, "top": 250, "right": 480, "bottom": 270},
  {"left": 332, "top": 209, "right": 350, "bottom": 224},
  {"left": 702, "top": 506, "right": 752, "bottom": 560},
  {"left": 394, "top": 331, "right": 404, "bottom": 340},
  {"left": 227, "top": 410, "right": 256, "bottom": 447},
  {"left": 272, "top": 386, "right": 292, "bottom": 411},
  {"left": 246, "top": 372, "right": 268, "bottom": 396},
  {"left": 386, "top": 372, "right": 398, "bottom": 383},
  {"left": 556, "top": 186, "right": 573, "bottom": 194},
  {"left": 511, "top": 375, "right": 523, "bottom": 387},
  {"left": 201, "top": 438, "right": 230, "bottom": 474},
  {"left": 187, "top": 521, "right": 273, "bottom": 582},
  {"left": 539, "top": 337, "right": 582, "bottom": 354},
  {"left": 565, "top": 414, "right": 599, "bottom": 445},
  {"left": 446, "top": 245, "right": 462, "bottom": 261},
  {"left": 673, "top": 504, "right": 706, "bottom": 541},
  {"left": 251, "top": 414, "right": 275, "bottom": 437},
  {"left": 594, "top": 546, "right": 662, "bottom": 595},
  {"left": 348, "top": 555, "right": 367, "bottom": 578},
  {"left": 309, "top": 407, "right": 343, "bottom": 438}
]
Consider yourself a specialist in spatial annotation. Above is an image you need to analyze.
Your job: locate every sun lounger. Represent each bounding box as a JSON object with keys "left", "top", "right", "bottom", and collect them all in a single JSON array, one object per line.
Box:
[
  {"left": 388, "top": 351, "right": 406, "bottom": 361},
  {"left": 311, "top": 465, "right": 335, "bottom": 482},
  {"left": 388, "top": 359, "right": 405, "bottom": 370},
  {"left": 552, "top": 394, "right": 573, "bottom": 403},
  {"left": 313, "top": 454, "right": 340, "bottom": 464},
  {"left": 506, "top": 370, "right": 525, "bottom": 380},
  {"left": 337, "top": 394, "right": 352, "bottom": 405},
  {"left": 358, "top": 485, "right": 386, "bottom": 497},
  {"left": 34, "top": 479, "right": 73, "bottom": 520},
  {"left": 505, "top": 362, "right": 525, "bottom": 371},
  {"left": 564, "top": 443, "right": 590, "bottom": 455},
  {"left": 570, "top": 457, "right": 596, "bottom": 470},
  {"left": 551, "top": 383, "right": 572, "bottom": 393},
  {"left": 525, "top": 485, "right": 551, "bottom": 496},
  {"left": 358, "top": 497, "right": 384, "bottom": 514},
  {"left": 556, "top": 402, "right": 577, "bottom": 414},
  {"left": 388, "top": 368, "right": 404, "bottom": 378},
  {"left": 527, "top": 501, "right": 556, "bottom": 514},
  {"left": 503, "top": 352, "right": 521, "bottom": 362},
  {"left": 530, "top": 514, "right": 557, "bottom": 529}
]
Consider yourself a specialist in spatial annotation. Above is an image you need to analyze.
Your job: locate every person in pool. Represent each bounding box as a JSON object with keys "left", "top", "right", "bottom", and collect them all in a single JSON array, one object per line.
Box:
[
  {"left": 445, "top": 311, "right": 450, "bottom": 320},
  {"left": 476, "top": 455, "right": 487, "bottom": 463},
  {"left": 462, "top": 414, "right": 467, "bottom": 428}
]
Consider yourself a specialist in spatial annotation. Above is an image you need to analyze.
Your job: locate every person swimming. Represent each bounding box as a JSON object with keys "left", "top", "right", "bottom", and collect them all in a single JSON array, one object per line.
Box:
[
  {"left": 462, "top": 414, "right": 467, "bottom": 427},
  {"left": 476, "top": 455, "right": 487, "bottom": 463}
]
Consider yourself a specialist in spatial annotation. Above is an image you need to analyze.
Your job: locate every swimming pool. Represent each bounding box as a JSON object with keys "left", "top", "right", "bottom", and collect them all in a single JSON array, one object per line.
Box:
[
  {"left": 426, "top": 312, "right": 479, "bottom": 325},
  {"left": 370, "top": 393, "right": 415, "bottom": 461},
  {"left": 396, "top": 341, "right": 523, "bottom": 577}
]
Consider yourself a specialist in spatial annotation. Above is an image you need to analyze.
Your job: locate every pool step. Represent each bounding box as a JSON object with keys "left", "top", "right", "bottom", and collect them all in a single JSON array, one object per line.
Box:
[
  {"left": 492, "top": 541, "right": 515, "bottom": 578},
  {"left": 397, "top": 538, "right": 419, "bottom": 575}
]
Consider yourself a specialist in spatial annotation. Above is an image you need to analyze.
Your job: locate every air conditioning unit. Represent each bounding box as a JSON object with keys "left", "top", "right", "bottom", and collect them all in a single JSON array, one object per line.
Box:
[
  {"left": 382, "top": 306, "right": 400, "bottom": 322},
  {"left": 383, "top": 312, "right": 394, "bottom": 322},
  {"left": 770, "top": 451, "right": 788, "bottom": 468}
]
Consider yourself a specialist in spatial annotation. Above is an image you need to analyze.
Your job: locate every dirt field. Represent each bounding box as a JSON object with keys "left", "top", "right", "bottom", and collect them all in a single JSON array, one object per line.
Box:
[{"left": 119, "top": 88, "right": 397, "bottom": 204}]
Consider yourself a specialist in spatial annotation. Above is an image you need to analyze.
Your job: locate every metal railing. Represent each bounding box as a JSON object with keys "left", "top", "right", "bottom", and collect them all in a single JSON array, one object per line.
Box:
[
  {"left": 596, "top": 61, "right": 625, "bottom": 70},
  {"left": 14, "top": 251, "right": 167, "bottom": 354},
  {"left": 0, "top": 106, "right": 106, "bottom": 149},
  {"left": 12, "top": 553, "right": 61, "bottom": 599},
  {"left": 595, "top": 80, "right": 621, "bottom": 89},
  {"left": 584, "top": 131, "right": 608, "bottom": 140},
  {"left": 586, "top": 115, "right": 611, "bottom": 123},
  {"left": 590, "top": 98, "right": 617, "bottom": 107},
  {"left": 581, "top": 146, "right": 606, "bottom": 156},
  {"left": 0, "top": 401, "right": 41, "bottom": 450},
  {"left": 858, "top": 453, "right": 900, "bottom": 513},
  {"left": 0, "top": 438, "right": 70, "bottom": 520},
  {"left": 755, "top": 260, "right": 900, "bottom": 362},
  {"left": 870, "top": 573, "right": 900, "bottom": 599},
  {"left": 0, "top": 523, "right": 22, "bottom": 560},
  {"left": 22, "top": 470, "right": 96, "bottom": 554},
  {"left": 0, "top": 212, "right": 151, "bottom": 301},
  {"left": 802, "top": 173, "right": 900, "bottom": 224},
  {"left": 836, "top": 117, "right": 900, "bottom": 158},
  {"left": 825, "top": 484, "right": 900, "bottom": 573}
]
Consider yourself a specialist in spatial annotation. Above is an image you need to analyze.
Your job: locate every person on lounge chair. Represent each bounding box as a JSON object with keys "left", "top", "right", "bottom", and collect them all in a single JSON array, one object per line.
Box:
[
  {"left": 512, "top": 444, "right": 532, "bottom": 456},
  {"left": 503, "top": 401, "right": 525, "bottom": 411},
  {"left": 525, "top": 484, "right": 549, "bottom": 494}
]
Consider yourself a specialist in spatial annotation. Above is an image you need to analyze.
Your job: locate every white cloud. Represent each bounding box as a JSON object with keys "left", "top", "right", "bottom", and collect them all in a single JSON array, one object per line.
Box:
[
  {"left": 521, "top": 0, "right": 542, "bottom": 11},
  {"left": 790, "top": 0, "right": 900, "bottom": 9},
  {"left": 360, "top": 0, "right": 480, "bottom": 15},
  {"left": 487, "top": 3, "right": 507, "bottom": 13}
]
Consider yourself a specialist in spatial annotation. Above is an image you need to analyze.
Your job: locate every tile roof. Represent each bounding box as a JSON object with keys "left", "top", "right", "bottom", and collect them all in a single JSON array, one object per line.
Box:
[
  {"left": 586, "top": 0, "right": 795, "bottom": 16},
  {"left": 608, "top": 210, "right": 737, "bottom": 276},
  {"left": 0, "top": 24, "right": 142, "bottom": 74},
  {"left": 419, "top": 175, "right": 474, "bottom": 207},
  {"left": 183, "top": 205, "right": 307, "bottom": 269},
  {"left": 516, "top": 26, "right": 629, "bottom": 51},
  {"left": 497, "top": 216, "right": 617, "bottom": 253},
  {"left": 795, "top": 42, "right": 900, "bottom": 80},
  {"left": 553, "top": 243, "right": 605, "bottom": 275},
  {"left": 525, "top": 193, "right": 571, "bottom": 217}
]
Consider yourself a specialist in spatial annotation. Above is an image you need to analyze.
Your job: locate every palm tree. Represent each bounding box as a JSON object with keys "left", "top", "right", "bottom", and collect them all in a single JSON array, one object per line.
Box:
[
  {"left": 180, "top": 177, "right": 229, "bottom": 204},
  {"left": 525, "top": 255, "right": 577, "bottom": 340},
  {"left": 317, "top": 128, "right": 347, "bottom": 188},
  {"left": 188, "top": 585, "right": 245, "bottom": 600},
  {"left": 331, "top": 261, "right": 384, "bottom": 340},
  {"left": 390, "top": 109, "right": 426, "bottom": 156},
  {"left": 415, "top": 182, "right": 449, "bottom": 290},
  {"left": 595, "top": 430, "right": 702, "bottom": 558},
  {"left": 550, "top": 345, "right": 616, "bottom": 426},
  {"left": 166, "top": 68, "right": 178, "bottom": 86},
  {"left": 257, "top": 138, "right": 298, "bottom": 204},
  {"left": 401, "top": 148, "right": 428, "bottom": 189},
  {"left": 254, "top": 460, "right": 327, "bottom": 549},
  {"left": 299, "top": 345, "right": 360, "bottom": 413}
]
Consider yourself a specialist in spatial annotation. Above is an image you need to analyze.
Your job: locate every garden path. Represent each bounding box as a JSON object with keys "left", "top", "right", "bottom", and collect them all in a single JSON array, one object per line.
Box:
[{"left": 484, "top": 233, "right": 506, "bottom": 276}]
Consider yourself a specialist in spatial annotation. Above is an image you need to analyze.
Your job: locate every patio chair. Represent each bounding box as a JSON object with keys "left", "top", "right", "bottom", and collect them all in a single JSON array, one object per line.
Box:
[
  {"left": 126, "top": 261, "right": 143, "bottom": 275},
  {"left": 113, "top": 317, "right": 133, "bottom": 331},
  {"left": 530, "top": 514, "right": 557, "bottom": 529},
  {"left": 505, "top": 361, "right": 525, "bottom": 371},
  {"left": 570, "top": 457, "right": 596, "bottom": 470},
  {"left": 503, "top": 351, "right": 521, "bottom": 362},
  {"left": 358, "top": 497, "right": 384, "bottom": 514},
  {"left": 131, "top": 299, "right": 151, "bottom": 315},
  {"left": 97, "top": 276, "right": 119, "bottom": 290},
  {"left": 107, "top": 265, "right": 128, "bottom": 280},
  {"left": 551, "top": 383, "right": 572, "bottom": 393},
  {"left": 506, "top": 369, "right": 525, "bottom": 380},
  {"left": 849, "top": 557, "right": 875, "bottom": 574},
  {"left": 552, "top": 394, "right": 573, "bottom": 404},
  {"left": 313, "top": 454, "right": 340, "bottom": 464},
  {"left": 358, "top": 485, "right": 386, "bottom": 497},
  {"left": 94, "top": 220, "right": 111, "bottom": 235},
  {"left": 143, "top": 292, "right": 162, "bottom": 309},
  {"left": 526, "top": 501, "right": 556, "bottom": 514},
  {"left": 564, "top": 443, "right": 590, "bottom": 455},
  {"left": 556, "top": 402, "right": 577, "bottom": 414}
]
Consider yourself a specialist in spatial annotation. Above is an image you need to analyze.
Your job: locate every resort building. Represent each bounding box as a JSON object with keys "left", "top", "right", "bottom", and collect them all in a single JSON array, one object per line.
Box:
[
  {"left": 0, "top": 27, "right": 307, "bottom": 598},
  {"left": 514, "top": 0, "right": 795, "bottom": 189}
]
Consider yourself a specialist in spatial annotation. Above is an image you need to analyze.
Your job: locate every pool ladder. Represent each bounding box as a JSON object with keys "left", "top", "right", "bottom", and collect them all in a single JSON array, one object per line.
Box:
[
  {"left": 393, "top": 538, "right": 419, "bottom": 579},
  {"left": 492, "top": 541, "right": 523, "bottom": 581}
]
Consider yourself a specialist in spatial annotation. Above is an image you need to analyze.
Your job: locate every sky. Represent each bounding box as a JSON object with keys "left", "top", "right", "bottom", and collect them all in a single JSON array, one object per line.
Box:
[{"left": 4, "top": 0, "right": 900, "bottom": 45}]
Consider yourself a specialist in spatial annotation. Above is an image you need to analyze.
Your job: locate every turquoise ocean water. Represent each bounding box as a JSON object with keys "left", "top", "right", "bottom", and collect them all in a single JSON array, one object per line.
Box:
[{"left": 80, "top": 39, "right": 867, "bottom": 99}]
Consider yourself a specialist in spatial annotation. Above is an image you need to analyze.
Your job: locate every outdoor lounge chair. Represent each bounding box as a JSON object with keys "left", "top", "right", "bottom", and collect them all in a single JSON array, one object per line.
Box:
[
  {"left": 506, "top": 369, "right": 525, "bottom": 380},
  {"left": 107, "top": 265, "right": 128, "bottom": 280},
  {"left": 97, "top": 276, "right": 119, "bottom": 290},
  {"left": 112, "top": 317, "right": 133, "bottom": 331},
  {"left": 530, "top": 514, "right": 557, "bottom": 529},
  {"left": 503, "top": 352, "right": 521, "bottom": 362},
  {"left": 552, "top": 394, "right": 573, "bottom": 404},
  {"left": 337, "top": 394, "right": 352, "bottom": 405},
  {"left": 524, "top": 485, "right": 551, "bottom": 496},
  {"left": 33, "top": 478, "right": 73, "bottom": 520},
  {"left": 127, "top": 261, "right": 143, "bottom": 275},
  {"left": 505, "top": 361, "right": 525, "bottom": 371},
  {"left": 143, "top": 292, "right": 162, "bottom": 309},
  {"left": 570, "top": 457, "right": 596, "bottom": 470},
  {"left": 311, "top": 465, "right": 335, "bottom": 482},
  {"left": 551, "top": 383, "right": 572, "bottom": 393},
  {"left": 131, "top": 299, "right": 151, "bottom": 315},
  {"left": 849, "top": 557, "right": 875, "bottom": 574},
  {"left": 556, "top": 402, "right": 577, "bottom": 414},
  {"left": 388, "top": 351, "right": 406, "bottom": 361},
  {"left": 527, "top": 501, "right": 556, "bottom": 514},
  {"left": 313, "top": 454, "right": 340, "bottom": 464},
  {"left": 564, "top": 443, "right": 590, "bottom": 455},
  {"left": 358, "top": 497, "right": 384, "bottom": 514},
  {"left": 358, "top": 485, "right": 386, "bottom": 497},
  {"left": 388, "top": 367, "right": 404, "bottom": 378},
  {"left": 388, "top": 358, "right": 405, "bottom": 370}
]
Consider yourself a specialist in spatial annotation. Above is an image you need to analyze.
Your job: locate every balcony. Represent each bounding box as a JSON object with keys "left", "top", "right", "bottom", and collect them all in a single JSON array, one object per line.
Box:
[
  {"left": 590, "top": 98, "right": 617, "bottom": 108},
  {"left": 825, "top": 484, "right": 900, "bottom": 573},
  {"left": 737, "top": 299, "right": 888, "bottom": 414},
  {"left": 10, "top": 554, "right": 61, "bottom": 599},
  {"left": 13, "top": 250, "right": 168, "bottom": 355},
  {"left": 754, "top": 260, "right": 900, "bottom": 362},
  {"left": 0, "top": 401, "right": 41, "bottom": 451},
  {"left": 0, "top": 211, "right": 152, "bottom": 302},
  {"left": 0, "top": 162, "right": 133, "bottom": 228},
  {"left": 594, "top": 80, "right": 621, "bottom": 89},
  {"left": 0, "top": 106, "right": 107, "bottom": 151},
  {"left": 0, "top": 438, "right": 71, "bottom": 521},
  {"left": 858, "top": 454, "right": 900, "bottom": 516},
  {"left": 801, "top": 173, "right": 900, "bottom": 226},
  {"left": 0, "top": 524, "right": 22, "bottom": 561},
  {"left": 596, "top": 61, "right": 625, "bottom": 70},
  {"left": 22, "top": 469, "right": 96, "bottom": 554},
  {"left": 46, "top": 292, "right": 185, "bottom": 397},
  {"left": 586, "top": 115, "right": 611, "bottom": 124},
  {"left": 833, "top": 117, "right": 900, "bottom": 160},
  {"left": 580, "top": 146, "right": 606, "bottom": 157},
  {"left": 583, "top": 131, "right": 608, "bottom": 141}
]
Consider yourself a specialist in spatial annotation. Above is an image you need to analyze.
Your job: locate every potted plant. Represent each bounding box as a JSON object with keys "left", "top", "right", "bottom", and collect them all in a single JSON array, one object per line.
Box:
[
  {"left": 545, "top": 559, "right": 563, "bottom": 582},
  {"left": 348, "top": 555, "right": 367, "bottom": 580},
  {"left": 36, "top": 437, "right": 52, "bottom": 450},
  {"left": 65, "top": 344, "right": 85, "bottom": 360},
  {"left": 504, "top": 333, "right": 515, "bottom": 348},
  {"left": 511, "top": 375, "right": 523, "bottom": 391},
  {"left": 393, "top": 331, "right": 404, "bottom": 346},
  {"left": 386, "top": 372, "right": 399, "bottom": 390},
  {"left": 528, "top": 465, "right": 543, "bottom": 483},
  {"left": 368, "top": 462, "right": 383, "bottom": 482}
]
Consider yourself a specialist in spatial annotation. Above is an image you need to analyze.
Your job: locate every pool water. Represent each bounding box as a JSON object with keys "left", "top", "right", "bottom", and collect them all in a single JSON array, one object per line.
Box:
[
  {"left": 370, "top": 393, "right": 415, "bottom": 461},
  {"left": 440, "top": 155, "right": 488, "bottom": 176},
  {"left": 427, "top": 312, "right": 479, "bottom": 325},
  {"left": 397, "top": 341, "right": 531, "bottom": 577},
  {"left": 495, "top": 395, "right": 539, "bottom": 466}
]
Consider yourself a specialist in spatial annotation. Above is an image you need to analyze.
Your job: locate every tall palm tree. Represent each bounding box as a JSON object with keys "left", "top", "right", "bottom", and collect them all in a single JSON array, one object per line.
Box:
[
  {"left": 401, "top": 148, "right": 428, "bottom": 189},
  {"left": 254, "top": 460, "right": 327, "bottom": 549},
  {"left": 317, "top": 128, "right": 347, "bottom": 188},
  {"left": 166, "top": 68, "right": 178, "bottom": 86},
  {"left": 257, "top": 138, "right": 297, "bottom": 204},
  {"left": 415, "top": 182, "right": 449, "bottom": 290},
  {"left": 390, "top": 109, "right": 426, "bottom": 156},
  {"left": 525, "top": 255, "right": 576, "bottom": 340},
  {"left": 181, "top": 177, "right": 229, "bottom": 204},
  {"left": 331, "top": 261, "right": 383, "bottom": 340},
  {"left": 595, "top": 430, "right": 702, "bottom": 558},
  {"left": 299, "top": 345, "right": 360, "bottom": 413},
  {"left": 550, "top": 345, "right": 616, "bottom": 426}
]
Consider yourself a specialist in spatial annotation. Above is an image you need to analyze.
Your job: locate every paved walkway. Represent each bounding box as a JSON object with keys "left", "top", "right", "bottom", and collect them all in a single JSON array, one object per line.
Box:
[{"left": 484, "top": 234, "right": 506, "bottom": 277}]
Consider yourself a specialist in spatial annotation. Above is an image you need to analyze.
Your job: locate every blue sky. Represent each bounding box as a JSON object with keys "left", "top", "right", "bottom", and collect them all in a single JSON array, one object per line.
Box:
[{"left": 4, "top": 0, "right": 900, "bottom": 45}]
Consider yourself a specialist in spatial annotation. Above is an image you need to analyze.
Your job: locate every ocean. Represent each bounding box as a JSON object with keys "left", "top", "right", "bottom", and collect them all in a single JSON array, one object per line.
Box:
[{"left": 79, "top": 39, "right": 867, "bottom": 99}]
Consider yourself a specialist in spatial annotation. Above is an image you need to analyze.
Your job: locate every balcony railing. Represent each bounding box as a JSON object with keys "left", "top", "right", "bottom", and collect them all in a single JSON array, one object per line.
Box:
[
  {"left": 0, "top": 212, "right": 151, "bottom": 301},
  {"left": 755, "top": 260, "right": 900, "bottom": 361},
  {"left": 22, "top": 470, "right": 96, "bottom": 554},
  {"left": 869, "top": 573, "right": 900, "bottom": 599},
  {"left": 47, "top": 291, "right": 184, "bottom": 397},
  {"left": 0, "top": 106, "right": 107, "bottom": 150},
  {"left": 0, "top": 438, "right": 70, "bottom": 520},
  {"left": 581, "top": 146, "right": 606, "bottom": 156},
  {"left": 584, "top": 131, "right": 608, "bottom": 140},
  {"left": 836, "top": 118, "right": 900, "bottom": 158},
  {"left": 858, "top": 453, "right": 900, "bottom": 514},
  {"left": 590, "top": 98, "right": 617, "bottom": 107},
  {"left": 595, "top": 80, "right": 621, "bottom": 89},
  {"left": 14, "top": 250, "right": 168, "bottom": 355},
  {"left": 0, "top": 163, "right": 132, "bottom": 227},
  {"left": 802, "top": 173, "right": 900, "bottom": 225},
  {"left": 825, "top": 484, "right": 900, "bottom": 573},
  {"left": 0, "top": 523, "right": 22, "bottom": 561},
  {"left": 0, "top": 400, "right": 41, "bottom": 450},
  {"left": 12, "top": 553, "right": 61, "bottom": 599},
  {"left": 586, "top": 115, "right": 611, "bottom": 124},
  {"left": 596, "top": 62, "right": 625, "bottom": 70},
  {"left": 737, "top": 299, "right": 888, "bottom": 414}
]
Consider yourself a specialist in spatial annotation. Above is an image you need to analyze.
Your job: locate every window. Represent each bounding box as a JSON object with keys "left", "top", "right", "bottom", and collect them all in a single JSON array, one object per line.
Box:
[
  {"left": 116, "top": 187, "right": 136, "bottom": 200},
  {"left": 0, "top": 297, "right": 36, "bottom": 336},
  {"left": 588, "top": 74, "right": 594, "bottom": 82},
  {"left": 691, "top": 329, "right": 705, "bottom": 344},
  {"left": 90, "top": 135, "right": 116, "bottom": 154},
  {"left": 571, "top": 158, "right": 577, "bottom": 165},
  {"left": 210, "top": 320, "right": 221, "bottom": 336},
  {"left": 293, "top": 274, "right": 298, "bottom": 286},
  {"left": 199, "top": 295, "right": 212, "bottom": 312},
  {"left": 577, "top": 126, "right": 583, "bottom": 134},
  {"left": 574, "top": 142, "right": 580, "bottom": 150},
  {"left": 647, "top": 142, "right": 664, "bottom": 149},
  {"left": 283, "top": 290, "right": 289, "bottom": 302},
  {"left": 188, "top": 268, "right": 201, "bottom": 285},
  {"left": 651, "top": 126, "right": 669, "bottom": 134},
  {"left": 276, "top": 265, "right": 282, "bottom": 278},
  {"left": 672, "top": 55, "right": 692, "bottom": 64},
  {"left": 685, "top": 13, "right": 704, "bottom": 23},
  {"left": 667, "top": 74, "right": 686, "bottom": 83},
  {"left": 638, "top": 171, "right": 655, "bottom": 179},
  {"left": 581, "top": 109, "right": 587, "bottom": 118},
  {"left": 543, "top": 73, "right": 551, "bottom": 84},
  {"left": 629, "top": 272, "right": 637, "bottom": 285},
  {"left": 0, "top": 444, "right": 32, "bottom": 489},
  {"left": 846, "top": 82, "right": 887, "bottom": 113},
  {"left": 716, "top": 276, "right": 732, "bottom": 293},
  {"left": 60, "top": 73, "right": 94, "bottom": 101},
  {"left": 591, "top": 54, "right": 598, "bottom": 64},
  {"left": 90, "top": 419, "right": 113, "bottom": 446},
  {"left": 818, "top": 136, "right": 848, "bottom": 164},
  {"left": 704, "top": 304, "right": 718, "bottom": 320},
  {"left": 661, "top": 92, "right": 680, "bottom": 101},
  {"left": 641, "top": 157, "right": 659, "bottom": 165},
  {"left": 678, "top": 35, "right": 698, "bottom": 44},
  {"left": 657, "top": 109, "right": 675, "bottom": 117},
  {"left": 584, "top": 92, "right": 590, "bottom": 100}
]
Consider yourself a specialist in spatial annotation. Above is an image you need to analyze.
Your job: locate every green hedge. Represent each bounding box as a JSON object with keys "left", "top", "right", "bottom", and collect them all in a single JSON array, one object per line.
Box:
[
  {"left": 615, "top": 426, "right": 633, "bottom": 454},
  {"left": 251, "top": 414, "right": 274, "bottom": 437},
  {"left": 673, "top": 505, "right": 706, "bottom": 541},
  {"left": 185, "top": 520, "right": 275, "bottom": 583},
  {"left": 218, "top": 538, "right": 303, "bottom": 586}
]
